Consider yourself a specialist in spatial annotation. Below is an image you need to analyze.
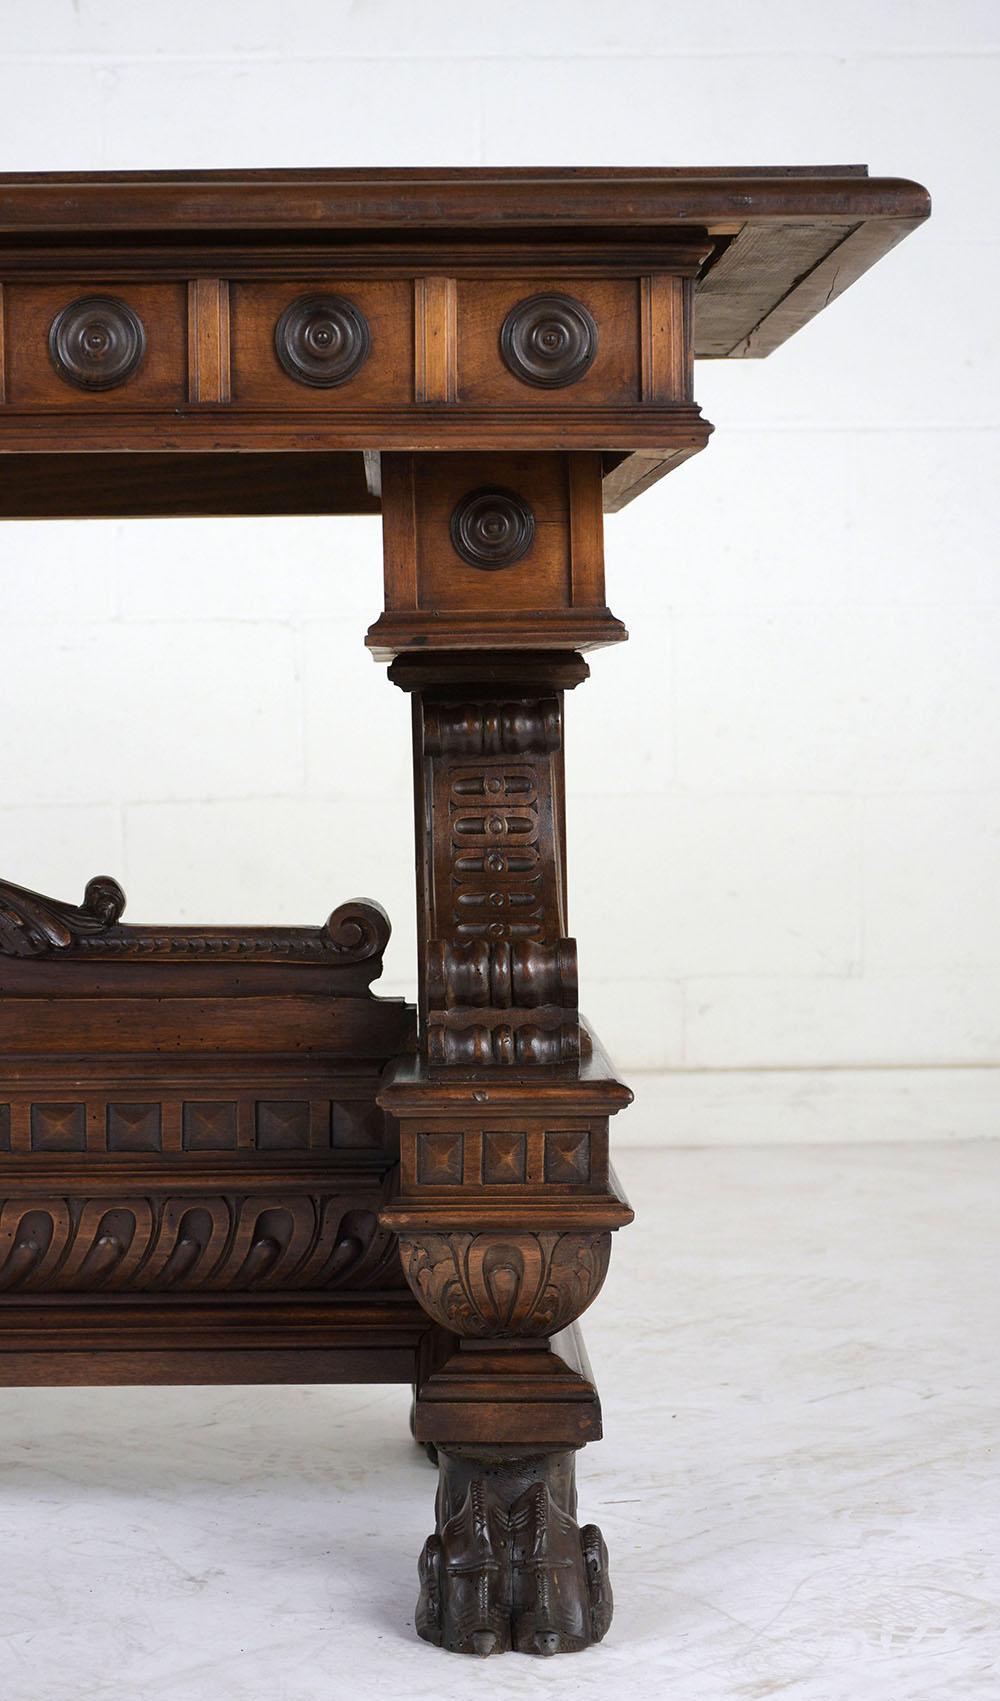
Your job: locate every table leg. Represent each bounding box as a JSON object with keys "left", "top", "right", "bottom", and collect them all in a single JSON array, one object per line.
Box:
[{"left": 375, "top": 631, "right": 633, "bottom": 1655}]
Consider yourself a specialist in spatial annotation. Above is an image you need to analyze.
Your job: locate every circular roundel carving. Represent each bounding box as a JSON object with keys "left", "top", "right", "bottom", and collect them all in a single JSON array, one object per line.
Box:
[
  {"left": 500, "top": 292, "right": 598, "bottom": 389},
  {"left": 274, "top": 293, "right": 371, "bottom": 388},
  {"left": 450, "top": 487, "right": 536, "bottom": 571},
  {"left": 48, "top": 295, "right": 146, "bottom": 391}
]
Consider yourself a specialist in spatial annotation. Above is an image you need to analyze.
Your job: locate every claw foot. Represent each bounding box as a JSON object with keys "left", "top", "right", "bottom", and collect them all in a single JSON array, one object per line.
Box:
[{"left": 415, "top": 1447, "right": 612, "bottom": 1655}]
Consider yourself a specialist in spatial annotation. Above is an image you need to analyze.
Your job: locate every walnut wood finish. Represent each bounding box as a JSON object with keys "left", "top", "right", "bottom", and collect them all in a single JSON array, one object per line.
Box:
[
  {"left": 417, "top": 1444, "right": 612, "bottom": 1656},
  {"left": 0, "top": 163, "right": 927, "bottom": 1657},
  {"left": 0, "top": 166, "right": 927, "bottom": 515}
]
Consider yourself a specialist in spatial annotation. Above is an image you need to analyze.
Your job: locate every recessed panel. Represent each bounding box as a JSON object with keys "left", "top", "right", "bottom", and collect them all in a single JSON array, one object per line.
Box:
[
  {"left": 458, "top": 278, "right": 639, "bottom": 407},
  {"left": 414, "top": 453, "right": 571, "bottom": 614},
  {"left": 5, "top": 282, "right": 187, "bottom": 408},
  {"left": 230, "top": 280, "right": 413, "bottom": 408}
]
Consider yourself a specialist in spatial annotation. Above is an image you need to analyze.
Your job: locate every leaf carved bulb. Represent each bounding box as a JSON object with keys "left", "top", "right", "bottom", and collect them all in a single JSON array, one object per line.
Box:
[
  {"left": 500, "top": 292, "right": 598, "bottom": 388},
  {"left": 48, "top": 296, "right": 146, "bottom": 390},
  {"left": 274, "top": 293, "right": 371, "bottom": 387},
  {"left": 450, "top": 487, "right": 536, "bottom": 570}
]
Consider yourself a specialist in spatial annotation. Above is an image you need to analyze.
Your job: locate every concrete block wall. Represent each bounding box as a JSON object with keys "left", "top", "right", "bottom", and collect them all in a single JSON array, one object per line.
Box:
[{"left": 1, "top": 2, "right": 997, "bottom": 1140}]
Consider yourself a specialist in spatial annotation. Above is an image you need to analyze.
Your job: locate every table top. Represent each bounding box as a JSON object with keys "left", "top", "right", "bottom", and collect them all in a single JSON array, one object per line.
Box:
[
  {"left": 0, "top": 166, "right": 929, "bottom": 519},
  {"left": 0, "top": 165, "right": 929, "bottom": 360}
]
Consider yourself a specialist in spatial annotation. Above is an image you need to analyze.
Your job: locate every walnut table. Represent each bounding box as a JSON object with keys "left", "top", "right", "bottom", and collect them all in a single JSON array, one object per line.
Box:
[{"left": 0, "top": 167, "right": 929, "bottom": 1657}]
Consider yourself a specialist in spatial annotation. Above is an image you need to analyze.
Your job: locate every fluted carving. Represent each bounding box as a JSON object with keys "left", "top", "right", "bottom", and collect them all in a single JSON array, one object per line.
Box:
[
  {"left": 408, "top": 673, "right": 581, "bottom": 1066},
  {"left": 399, "top": 1229, "right": 610, "bottom": 1337}
]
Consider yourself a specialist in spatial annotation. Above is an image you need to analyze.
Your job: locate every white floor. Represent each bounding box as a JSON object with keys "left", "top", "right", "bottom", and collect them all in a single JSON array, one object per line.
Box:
[{"left": 1, "top": 1142, "right": 998, "bottom": 1701}]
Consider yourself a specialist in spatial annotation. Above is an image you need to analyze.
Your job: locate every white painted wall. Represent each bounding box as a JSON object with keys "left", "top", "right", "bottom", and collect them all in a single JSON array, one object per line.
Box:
[{"left": 1, "top": 2, "right": 997, "bottom": 1140}]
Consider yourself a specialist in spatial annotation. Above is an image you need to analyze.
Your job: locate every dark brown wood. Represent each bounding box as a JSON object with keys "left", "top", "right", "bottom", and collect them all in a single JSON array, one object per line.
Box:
[
  {"left": 0, "top": 1291, "right": 435, "bottom": 1386},
  {"left": 372, "top": 555, "right": 634, "bottom": 1653},
  {"left": 367, "top": 455, "right": 626, "bottom": 656},
  {"left": 0, "top": 450, "right": 380, "bottom": 518},
  {"left": 416, "top": 1443, "right": 612, "bottom": 1655},
  {"left": 0, "top": 166, "right": 929, "bottom": 510},
  {"left": 0, "top": 161, "right": 927, "bottom": 1657}
]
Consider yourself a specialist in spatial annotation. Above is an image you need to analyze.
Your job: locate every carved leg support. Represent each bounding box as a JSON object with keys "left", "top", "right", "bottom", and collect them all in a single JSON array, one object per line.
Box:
[
  {"left": 372, "top": 452, "right": 633, "bottom": 1655},
  {"left": 417, "top": 1446, "right": 612, "bottom": 1656}
]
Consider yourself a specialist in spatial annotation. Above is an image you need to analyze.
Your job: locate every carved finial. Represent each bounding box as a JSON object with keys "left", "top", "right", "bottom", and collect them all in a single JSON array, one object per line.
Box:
[
  {"left": 82, "top": 876, "right": 127, "bottom": 927},
  {"left": 0, "top": 874, "right": 126, "bottom": 958}
]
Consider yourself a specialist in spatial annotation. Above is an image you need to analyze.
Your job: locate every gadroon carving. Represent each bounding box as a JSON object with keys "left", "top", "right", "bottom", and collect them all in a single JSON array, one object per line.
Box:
[{"left": 0, "top": 1191, "right": 402, "bottom": 1293}]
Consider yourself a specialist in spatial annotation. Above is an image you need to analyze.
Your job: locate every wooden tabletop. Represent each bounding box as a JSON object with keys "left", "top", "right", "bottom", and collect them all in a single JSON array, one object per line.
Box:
[
  {"left": 0, "top": 165, "right": 929, "bottom": 360},
  {"left": 0, "top": 166, "right": 929, "bottom": 519}
]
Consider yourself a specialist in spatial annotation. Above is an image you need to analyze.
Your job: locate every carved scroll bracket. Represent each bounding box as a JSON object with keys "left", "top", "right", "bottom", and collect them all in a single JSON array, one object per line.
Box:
[{"left": 385, "top": 655, "right": 589, "bottom": 1070}]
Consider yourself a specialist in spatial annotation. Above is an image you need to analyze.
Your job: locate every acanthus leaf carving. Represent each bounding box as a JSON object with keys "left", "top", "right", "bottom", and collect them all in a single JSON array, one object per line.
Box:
[
  {"left": 398, "top": 1229, "right": 610, "bottom": 1338},
  {"left": 0, "top": 874, "right": 126, "bottom": 958}
]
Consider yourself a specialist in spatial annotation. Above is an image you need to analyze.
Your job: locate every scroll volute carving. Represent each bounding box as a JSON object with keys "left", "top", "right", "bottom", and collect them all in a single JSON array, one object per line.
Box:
[
  {"left": 0, "top": 1190, "right": 403, "bottom": 1295},
  {"left": 407, "top": 671, "right": 583, "bottom": 1067},
  {"left": 399, "top": 1229, "right": 611, "bottom": 1338}
]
